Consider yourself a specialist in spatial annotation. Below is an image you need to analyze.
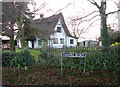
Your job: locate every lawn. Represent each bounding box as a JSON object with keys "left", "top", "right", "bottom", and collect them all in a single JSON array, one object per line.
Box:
[{"left": 2, "top": 65, "right": 119, "bottom": 85}]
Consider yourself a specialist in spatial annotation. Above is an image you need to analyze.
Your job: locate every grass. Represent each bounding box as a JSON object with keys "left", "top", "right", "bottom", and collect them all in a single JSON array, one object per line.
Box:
[
  {"left": 2, "top": 65, "right": 119, "bottom": 85},
  {"left": 28, "top": 49, "right": 40, "bottom": 62}
]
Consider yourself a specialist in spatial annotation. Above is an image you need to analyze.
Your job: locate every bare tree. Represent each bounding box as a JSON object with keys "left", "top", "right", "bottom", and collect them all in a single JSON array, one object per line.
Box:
[
  {"left": 74, "top": 0, "right": 120, "bottom": 48},
  {"left": 67, "top": 16, "right": 87, "bottom": 40}
]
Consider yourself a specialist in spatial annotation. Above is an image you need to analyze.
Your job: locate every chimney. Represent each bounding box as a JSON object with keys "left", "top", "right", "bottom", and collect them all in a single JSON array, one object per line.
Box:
[{"left": 40, "top": 14, "right": 44, "bottom": 19}]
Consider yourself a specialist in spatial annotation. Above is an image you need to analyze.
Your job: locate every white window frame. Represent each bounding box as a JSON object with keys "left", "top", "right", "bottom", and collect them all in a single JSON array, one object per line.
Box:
[
  {"left": 70, "top": 39, "right": 74, "bottom": 44},
  {"left": 57, "top": 27, "right": 61, "bottom": 33},
  {"left": 60, "top": 38, "right": 64, "bottom": 44},
  {"left": 53, "top": 38, "right": 58, "bottom": 44}
]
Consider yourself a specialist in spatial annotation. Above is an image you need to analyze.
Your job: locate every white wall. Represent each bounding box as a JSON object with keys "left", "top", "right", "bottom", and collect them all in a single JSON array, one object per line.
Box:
[
  {"left": 50, "top": 19, "right": 66, "bottom": 48},
  {"left": 34, "top": 38, "right": 39, "bottom": 48},
  {"left": 49, "top": 19, "right": 78, "bottom": 48},
  {"left": 66, "top": 36, "right": 77, "bottom": 47},
  {"left": 28, "top": 41, "right": 32, "bottom": 48},
  {"left": 18, "top": 39, "right": 22, "bottom": 48}
]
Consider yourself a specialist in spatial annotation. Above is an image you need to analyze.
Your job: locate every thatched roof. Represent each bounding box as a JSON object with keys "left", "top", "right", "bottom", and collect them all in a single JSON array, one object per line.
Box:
[{"left": 34, "top": 13, "right": 77, "bottom": 39}]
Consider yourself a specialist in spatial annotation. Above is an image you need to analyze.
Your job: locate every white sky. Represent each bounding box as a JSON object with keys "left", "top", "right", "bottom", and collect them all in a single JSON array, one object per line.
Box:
[{"left": 28, "top": 0, "right": 119, "bottom": 42}]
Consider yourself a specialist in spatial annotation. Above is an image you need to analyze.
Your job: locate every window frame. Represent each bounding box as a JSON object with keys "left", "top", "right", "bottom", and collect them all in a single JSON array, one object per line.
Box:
[
  {"left": 57, "top": 27, "right": 61, "bottom": 33},
  {"left": 53, "top": 38, "right": 58, "bottom": 44},
  {"left": 70, "top": 39, "right": 74, "bottom": 44},
  {"left": 60, "top": 38, "right": 64, "bottom": 44}
]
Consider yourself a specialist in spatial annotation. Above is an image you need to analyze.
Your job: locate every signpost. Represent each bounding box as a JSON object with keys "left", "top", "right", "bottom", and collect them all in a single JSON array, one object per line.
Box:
[
  {"left": 61, "top": 53, "right": 86, "bottom": 58},
  {"left": 61, "top": 53, "right": 86, "bottom": 75}
]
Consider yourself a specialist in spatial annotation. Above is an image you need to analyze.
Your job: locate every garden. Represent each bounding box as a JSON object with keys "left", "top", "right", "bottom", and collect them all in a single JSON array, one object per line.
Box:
[{"left": 2, "top": 43, "right": 120, "bottom": 85}]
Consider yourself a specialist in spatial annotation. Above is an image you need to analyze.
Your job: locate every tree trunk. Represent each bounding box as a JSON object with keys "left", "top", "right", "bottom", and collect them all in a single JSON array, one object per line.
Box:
[
  {"left": 9, "top": 24, "right": 15, "bottom": 53},
  {"left": 20, "top": 37, "right": 26, "bottom": 48},
  {"left": 10, "top": 35, "right": 15, "bottom": 52},
  {"left": 17, "top": 18, "right": 26, "bottom": 49},
  {"left": 19, "top": 26, "right": 26, "bottom": 48},
  {"left": 100, "top": 1, "right": 110, "bottom": 48}
]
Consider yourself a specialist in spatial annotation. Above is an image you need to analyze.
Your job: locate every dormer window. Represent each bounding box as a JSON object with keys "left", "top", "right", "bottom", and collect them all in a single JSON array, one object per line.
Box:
[
  {"left": 70, "top": 39, "right": 74, "bottom": 44},
  {"left": 57, "top": 27, "right": 61, "bottom": 33}
]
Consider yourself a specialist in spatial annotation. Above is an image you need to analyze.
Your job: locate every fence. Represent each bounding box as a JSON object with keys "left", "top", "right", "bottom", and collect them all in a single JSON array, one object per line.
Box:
[
  {"left": 39, "top": 46, "right": 119, "bottom": 73},
  {"left": 45, "top": 47, "right": 102, "bottom": 58}
]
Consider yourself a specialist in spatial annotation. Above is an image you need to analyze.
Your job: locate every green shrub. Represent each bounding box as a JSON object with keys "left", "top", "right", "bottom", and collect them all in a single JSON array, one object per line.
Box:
[
  {"left": 37, "top": 47, "right": 119, "bottom": 73},
  {"left": 2, "top": 52, "right": 15, "bottom": 67},
  {"left": 38, "top": 48, "right": 59, "bottom": 66},
  {"left": 62, "top": 47, "right": 119, "bottom": 73},
  {"left": 11, "top": 50, "right": 35, "bottom": 67},
  {"left": 2, "top": 50, "right": 35, "bottom": 67}
]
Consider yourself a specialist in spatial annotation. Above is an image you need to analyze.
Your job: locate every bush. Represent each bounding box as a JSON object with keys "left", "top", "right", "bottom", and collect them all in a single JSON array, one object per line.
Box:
[
  {"left": 2, "top": 52, "right": 15, "bottom": 67},
  {"left": 37, "top": 47, "right": 119, "bottom": 73},
  {"left": 38, "top": 48, "right": 59, "bottom": 66},
  {"left": 2, "top": 50, "right": 35, "bottom": 67},
  {"left": 62, "top": 47, "right": 119, "bottom": 73}
]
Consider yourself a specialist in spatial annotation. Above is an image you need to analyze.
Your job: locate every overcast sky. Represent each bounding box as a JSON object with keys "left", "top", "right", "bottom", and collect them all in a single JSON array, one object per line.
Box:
[{"left": 28, "top": 0, "right": 119, "bottom": 41}]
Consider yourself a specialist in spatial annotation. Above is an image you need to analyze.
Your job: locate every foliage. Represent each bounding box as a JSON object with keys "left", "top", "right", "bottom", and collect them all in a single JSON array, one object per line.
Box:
[
  {"left": 59, "top": 47, "right": 119, "bottom": 74},
  {"left": 2, "top": 50, "right": 35, "bottom": 67},
  {"left": 110, "top": 42, "right": 120, "bottom": 47},
  {"left": 38, "top": 48, "right": 59, "bottom": 66},
  {"left": 109, "top": 31, "right": 120, "bottom": 44},
  {"left": 2, "top": 47, "right": 119, "bottom": 85},
  {"left": 3, "top": 49, "right": 40, "bottom": 62},
  {"left": 2, "top": 52, "right": 15, "bottom": 67},
  {"left": 2, "top": 2, "right": 27, "bottom": 52},
  {"left": 17, "top": 8, "right": 35, "bottom": 48},
  {"left": 2, "top": 65, "right": 119, "bottom": 85},
  {"left": 37, "top": 46, "right": 120, "bottom": 74},
  {"left": 29, "top": 49, "right": 40, "bottom": 62}
]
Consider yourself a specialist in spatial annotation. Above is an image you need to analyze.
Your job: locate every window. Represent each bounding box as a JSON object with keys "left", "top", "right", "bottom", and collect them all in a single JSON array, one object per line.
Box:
[
  {"left": 70, "top": 39, "right": 73, "bottom": 44},
  {"left": 83, "top": 41, "right": 85, "bottom": 47},
  {"left": 53, "top": 38, "right": 58, "bottom": 44},
  {"left": 57, "top": 27, "right": 61, "bottom": 33},
  {"left": 60, "top": 38, "right": 64, "bottom": 44}
]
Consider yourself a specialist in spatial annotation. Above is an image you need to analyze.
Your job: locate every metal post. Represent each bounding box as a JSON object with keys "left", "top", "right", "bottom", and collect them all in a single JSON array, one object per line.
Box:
[
  {"left": 61, "top": 57, "right": 63, "bottom": 75},
  {"left": 84, "top": 58, "right": 86, "bottom": 74}
]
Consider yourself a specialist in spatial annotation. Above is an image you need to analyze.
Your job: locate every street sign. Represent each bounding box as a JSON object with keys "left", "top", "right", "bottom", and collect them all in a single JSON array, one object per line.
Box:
[{"left": 61, "top": 53, "right": 86, "bottom": 58}]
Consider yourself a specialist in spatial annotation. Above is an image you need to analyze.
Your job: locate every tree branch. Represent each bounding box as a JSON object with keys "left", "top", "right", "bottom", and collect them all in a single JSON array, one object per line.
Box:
[
  {"left": 75, "top": 11, "right": 99, "bottom": 21},
  {"left": 54, "top": 3, "right": 71, "bottom": 15},
  {"left": 106, "top": 9, "right": 120, "bottom": 16},
  {"left": 87, "top": 0, "right": 100, "bottom": 10},
  {"left": 33, "top": 3, "right": 46, "bottom": 13},
  {"left": 82, "top": 14, "right": 100, "bottom": 22},
  {"left": 86, "top": 18, "right": 101, "bottom": 30}
]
